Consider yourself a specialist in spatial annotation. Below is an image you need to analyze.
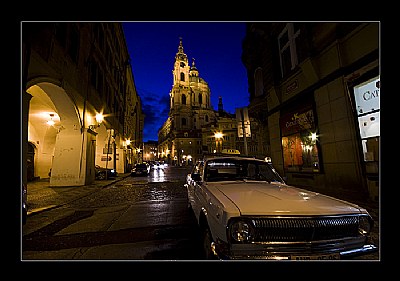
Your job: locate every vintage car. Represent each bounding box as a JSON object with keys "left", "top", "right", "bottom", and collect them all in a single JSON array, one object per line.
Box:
[{"left": 185, "top": 156, "right": 377, "bottom": 260}]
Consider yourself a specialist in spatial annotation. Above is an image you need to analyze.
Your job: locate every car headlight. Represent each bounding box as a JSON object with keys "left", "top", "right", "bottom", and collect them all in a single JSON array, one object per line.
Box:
[
  {"left": 229, "top": 220, "right": 255, "bottom": 243},
  {"left": 359, "top": 215, "right": 373, "bottom": 235}
]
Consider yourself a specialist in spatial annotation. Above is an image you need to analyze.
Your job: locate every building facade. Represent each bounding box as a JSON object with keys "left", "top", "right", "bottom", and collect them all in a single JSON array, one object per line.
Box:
[
  {"left": 158, "top": 39, "right": 264, "bottom": 165},
  {"left": 22, "top": 22, "right": 144, "bottom": 187},
  {"left": 241, "top": 22, "right": 380, "bottom": 201},
  {"left": 143, "top": 140, "right": 158, "bottom": 162}
]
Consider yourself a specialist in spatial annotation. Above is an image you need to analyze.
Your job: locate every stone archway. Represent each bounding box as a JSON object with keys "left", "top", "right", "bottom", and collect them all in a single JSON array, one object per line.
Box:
[{"left": 27, "top": 82, "right": 96, "bottom": 186}]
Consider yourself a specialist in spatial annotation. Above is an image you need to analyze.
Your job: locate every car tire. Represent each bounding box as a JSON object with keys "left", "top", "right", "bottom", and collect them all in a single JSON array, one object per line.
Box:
[
  {"left": 98, "top": 171, "right": 106, "bottom": 180},
  {"left": 202, "top": 225, "right": 218, "bottom": 260}
]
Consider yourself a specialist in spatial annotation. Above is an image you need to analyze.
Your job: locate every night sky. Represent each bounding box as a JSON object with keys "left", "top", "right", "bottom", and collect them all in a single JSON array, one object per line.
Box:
[{"left": 122, "top": 22, "right": 250, "bottom": 142}]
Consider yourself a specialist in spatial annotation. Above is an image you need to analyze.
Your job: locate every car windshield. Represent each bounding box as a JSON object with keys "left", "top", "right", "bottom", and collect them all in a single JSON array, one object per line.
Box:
[{"left": 204, "top": 158, "right": 284, "bottom": 183}]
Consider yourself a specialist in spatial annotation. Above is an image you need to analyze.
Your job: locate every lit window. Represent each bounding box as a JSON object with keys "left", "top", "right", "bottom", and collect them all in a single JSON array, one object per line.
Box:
[{"left": 280, "top": 106, "right": 320, "bottom": 173}]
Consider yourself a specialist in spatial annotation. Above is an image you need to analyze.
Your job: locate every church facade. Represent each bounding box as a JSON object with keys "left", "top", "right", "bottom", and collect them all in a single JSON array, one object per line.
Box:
[{"left": 158, "top": 39, "right": 263, "bottom": 165}]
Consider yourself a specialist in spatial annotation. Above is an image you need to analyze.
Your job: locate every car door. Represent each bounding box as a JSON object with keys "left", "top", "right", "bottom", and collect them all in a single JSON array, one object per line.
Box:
[
  {"left": 192, "top": 161, "right": 214, "bottom": 220},
  {"left": 187, "top": 161, "right": 204, "bottom": 221}
]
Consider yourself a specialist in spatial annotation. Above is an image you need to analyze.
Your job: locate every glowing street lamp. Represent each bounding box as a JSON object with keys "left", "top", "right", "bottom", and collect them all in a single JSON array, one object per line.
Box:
[
  {"left": 89, "top": 113, "right": 104, "bottom": 130},
  {"left": 95, "top": 113, "right": 104, "bottom": 124},
  {"left": 215, "top": 132, "right": 223, "bottom": 153}
]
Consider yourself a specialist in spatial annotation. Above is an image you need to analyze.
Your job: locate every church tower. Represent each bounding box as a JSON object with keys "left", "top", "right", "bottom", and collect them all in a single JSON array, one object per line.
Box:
[
  {"left": 172, "top": 38, "right": 190, "bottom": 87},
  {"left": 159, "top": 38, "right": 217, "bottom": 165},
  {"left": 169, "top": 38, "right": 214, "bottom": 131}
]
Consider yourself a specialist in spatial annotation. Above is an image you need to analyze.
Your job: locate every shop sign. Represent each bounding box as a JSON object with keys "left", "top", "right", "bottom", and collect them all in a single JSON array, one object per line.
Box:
[
  {"left": 354, "top": 76, "right": 380, "bottom": 139},
  {"left": 354, "top": 76, "right": 380, "bottom": 115},
  {"left": 280, "top": 106, "right": 314, "bottom": 136}
]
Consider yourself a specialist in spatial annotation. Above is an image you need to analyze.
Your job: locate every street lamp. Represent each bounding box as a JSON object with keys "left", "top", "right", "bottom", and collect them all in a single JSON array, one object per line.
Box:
[
  {"left": 215, "top": 132, "right": 223, "bottom": 153},
  {"left": 89, "top": 112, "right": 104, "bottom": 130},
  {"left": 95, "top": 113, "right": 104, "bottom": 124}
]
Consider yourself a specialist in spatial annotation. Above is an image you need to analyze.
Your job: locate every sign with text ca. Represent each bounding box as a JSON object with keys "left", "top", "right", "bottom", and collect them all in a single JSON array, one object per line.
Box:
[{"left": 354, "top": 76, "right": 380, "bottom": 116}]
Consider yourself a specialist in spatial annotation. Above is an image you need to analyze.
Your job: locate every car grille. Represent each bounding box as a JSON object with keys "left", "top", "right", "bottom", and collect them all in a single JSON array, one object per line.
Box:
[{"left": 251, "top": 216, "right": 360, "bottom": 242}]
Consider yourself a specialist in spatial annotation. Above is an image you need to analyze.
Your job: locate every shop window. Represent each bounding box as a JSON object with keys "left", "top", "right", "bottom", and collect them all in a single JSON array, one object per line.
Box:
[
  {"left": 282, "top": 132, "right": 320, "bottom": 172},
  {"left": 280, "top": 105, "right": 320, "bottom": 173}
]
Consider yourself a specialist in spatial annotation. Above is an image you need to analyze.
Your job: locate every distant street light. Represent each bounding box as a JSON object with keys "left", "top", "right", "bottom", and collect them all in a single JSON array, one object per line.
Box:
[{"left": 215, "top": 132, "right": 223, "bottom": 153}]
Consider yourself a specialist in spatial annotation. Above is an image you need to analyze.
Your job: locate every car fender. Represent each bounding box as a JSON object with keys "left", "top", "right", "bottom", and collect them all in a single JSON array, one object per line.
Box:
[{"left": 195, "top": 183, "right": 240, "bottom": 243}]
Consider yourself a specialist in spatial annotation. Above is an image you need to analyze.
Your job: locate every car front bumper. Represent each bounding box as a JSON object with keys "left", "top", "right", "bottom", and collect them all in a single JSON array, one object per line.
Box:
[{"left": 213, "top": 238, "right": 378, "bottom": 260}]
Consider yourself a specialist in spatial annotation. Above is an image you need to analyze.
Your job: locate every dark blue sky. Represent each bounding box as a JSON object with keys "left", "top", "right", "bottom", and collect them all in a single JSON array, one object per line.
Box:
[{"left": 122, "top": 22, "right": 250, "bottom": 142}]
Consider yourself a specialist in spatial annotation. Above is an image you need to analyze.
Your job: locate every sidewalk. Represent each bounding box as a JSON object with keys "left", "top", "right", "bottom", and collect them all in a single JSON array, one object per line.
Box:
[{"left": 26, "top": 173, "right": 131, "bottom": 216}]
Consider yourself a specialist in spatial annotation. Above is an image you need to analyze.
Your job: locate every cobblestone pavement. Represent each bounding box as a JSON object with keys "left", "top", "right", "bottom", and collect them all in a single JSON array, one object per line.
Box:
[{"left": 25, "top": 173, "right": 132, "bottom": 215}]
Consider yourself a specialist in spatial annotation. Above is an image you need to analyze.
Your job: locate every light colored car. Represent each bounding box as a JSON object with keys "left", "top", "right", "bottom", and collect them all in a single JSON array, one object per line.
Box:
[{"left": 185, "top": 156, "right": 377, "bottom": 260}]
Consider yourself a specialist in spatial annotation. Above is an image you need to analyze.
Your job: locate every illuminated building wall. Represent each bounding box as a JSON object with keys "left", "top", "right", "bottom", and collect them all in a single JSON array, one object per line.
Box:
[{"left": 242, "top": 22, "right": 379, "bottom": 201}]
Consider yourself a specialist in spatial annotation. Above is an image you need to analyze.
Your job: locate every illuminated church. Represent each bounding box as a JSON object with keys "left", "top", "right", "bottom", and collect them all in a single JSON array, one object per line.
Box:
[{"left": 157, "top": 38, "right": 260, "bottom": 165}]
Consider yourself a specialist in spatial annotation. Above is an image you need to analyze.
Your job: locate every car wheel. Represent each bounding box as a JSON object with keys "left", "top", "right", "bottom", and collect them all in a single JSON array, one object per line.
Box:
[
  {"left": 202, "top": 225, "right": 218, "bottom": 260},
  {"left": 98, "top": 171, "right": 106, "bottom": 180}
]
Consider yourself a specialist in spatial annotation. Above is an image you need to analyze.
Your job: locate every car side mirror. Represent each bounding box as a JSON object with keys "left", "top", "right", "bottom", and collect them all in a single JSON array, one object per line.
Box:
[{"left": 191, "top": 173, "right": 202, "bottom": 182}]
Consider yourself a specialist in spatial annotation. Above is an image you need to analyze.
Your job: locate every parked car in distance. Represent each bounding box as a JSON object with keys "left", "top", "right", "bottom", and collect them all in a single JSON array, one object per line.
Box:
[
  {"left": 22, "top": 182, "right": 27, "bottom": 225},
  {"left": 131, "top": 163, "right": 150, "bottom": 176},
  {"left": 185, "top": 155, "right": 377, "bottom": 260},
  {"left": 95, "top": 165, "right": 117, "bottom": 180}
]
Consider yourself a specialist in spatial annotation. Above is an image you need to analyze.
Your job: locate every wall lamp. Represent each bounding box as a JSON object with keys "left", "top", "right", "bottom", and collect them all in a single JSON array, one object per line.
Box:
[
  {"left": 47, "top": 113, "right": 55, "bottom": 126},
  {"left": 88, "top": 113, "right": 104, "bottom": 130}
]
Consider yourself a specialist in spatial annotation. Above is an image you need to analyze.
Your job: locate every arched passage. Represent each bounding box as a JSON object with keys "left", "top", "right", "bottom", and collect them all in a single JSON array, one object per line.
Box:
[{"left": 27, "top": 81, "right": 96, "bottom": 186}]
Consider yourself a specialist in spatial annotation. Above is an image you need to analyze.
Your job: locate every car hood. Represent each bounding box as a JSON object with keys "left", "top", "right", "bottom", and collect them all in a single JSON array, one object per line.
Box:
[{"left": 212, "top": 181, "right": 365, "bottom": 216}]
